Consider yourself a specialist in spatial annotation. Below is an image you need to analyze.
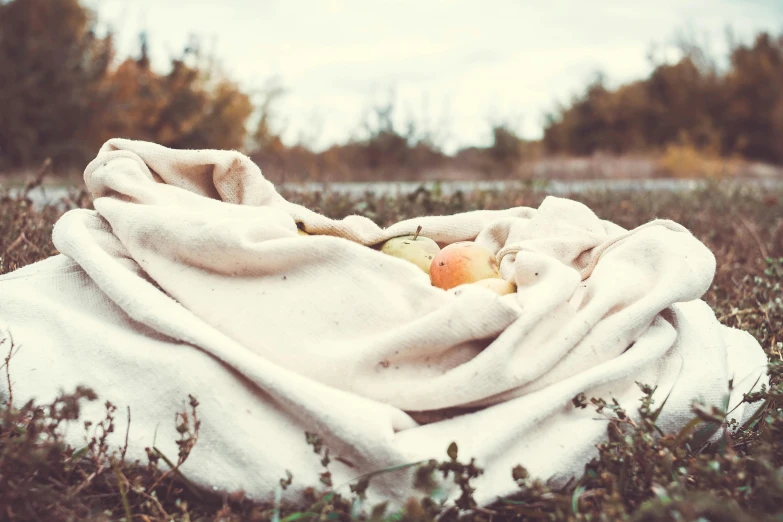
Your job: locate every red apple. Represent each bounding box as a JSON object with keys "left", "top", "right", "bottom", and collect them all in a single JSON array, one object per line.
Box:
[{"left": 429, "top": 241, "right": 501, "bottom": 290}]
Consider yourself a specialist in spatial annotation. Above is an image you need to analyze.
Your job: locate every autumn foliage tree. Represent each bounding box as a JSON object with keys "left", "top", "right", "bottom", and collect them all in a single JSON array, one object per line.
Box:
[
  {"left": 721, "top": 33, "right": 783, "bottom": 164},
  {"left": 0, "top": 0, "right": 254, "bottom": 173},
  {"left": 543, "top": 31, "right": 783, "bottom": 165},
  {"left": 99, "top": 35, "right": 254, "bottom": 152},
  {"left": 0, "top": 0, "right": 113, "bottom": 169}
]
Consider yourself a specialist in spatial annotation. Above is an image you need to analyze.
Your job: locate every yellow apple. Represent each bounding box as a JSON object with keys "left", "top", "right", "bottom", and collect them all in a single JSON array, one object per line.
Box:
[
  {"left": 472, "top": 277, "right": 516, "bottom": 295},
  {"left": 380, "top": 226, "right": 441, "bottom": 275},
  {"left": 430, "top": 241, "right": 501, "bottom": 290}
]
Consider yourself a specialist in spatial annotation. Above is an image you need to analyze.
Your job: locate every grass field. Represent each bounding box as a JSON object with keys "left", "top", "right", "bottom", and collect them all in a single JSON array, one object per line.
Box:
[{"left": 1, "top": 182, "right": 782, "bottom": 521}]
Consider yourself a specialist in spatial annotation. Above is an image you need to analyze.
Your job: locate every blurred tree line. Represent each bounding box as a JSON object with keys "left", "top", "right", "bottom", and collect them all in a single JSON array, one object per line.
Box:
[
  {"left": 1, "top": 0, "right": 781, "bottom": 180},
  {"left": 543, "top": 32, "right": 783, "bottom": 165},
  {"left": 0, "top": 0, "right": 254, "bottom": 171}
]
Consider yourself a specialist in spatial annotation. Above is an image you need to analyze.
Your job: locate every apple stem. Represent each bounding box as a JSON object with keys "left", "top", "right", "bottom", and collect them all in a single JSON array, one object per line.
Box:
[{"left": 413, "top": 225, "right": 422, "bottom": 241}]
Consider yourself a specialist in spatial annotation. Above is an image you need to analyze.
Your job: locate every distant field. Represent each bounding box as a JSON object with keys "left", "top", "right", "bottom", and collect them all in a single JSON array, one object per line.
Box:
[
  {"left": 4, "top": 178, "right": 783, "bottom": 213},
  {"left": 2, "top": 154, "right": 783, "bottom": 190}
]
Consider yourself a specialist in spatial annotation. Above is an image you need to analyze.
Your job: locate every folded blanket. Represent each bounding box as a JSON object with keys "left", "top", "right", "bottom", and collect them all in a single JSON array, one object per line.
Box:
[{"left": 0, "top": 139, "right": 768, "bottom": 508}]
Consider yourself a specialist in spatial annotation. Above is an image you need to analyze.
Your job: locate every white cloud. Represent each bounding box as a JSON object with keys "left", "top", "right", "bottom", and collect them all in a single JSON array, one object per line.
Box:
[{"left": 83, "top": 0, "right": 783, "bottom": 153}]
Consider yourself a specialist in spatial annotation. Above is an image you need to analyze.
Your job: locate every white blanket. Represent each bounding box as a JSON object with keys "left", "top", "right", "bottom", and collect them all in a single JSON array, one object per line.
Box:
[{"left": 0, "top": 139, "right": 768, "bottom": 508}]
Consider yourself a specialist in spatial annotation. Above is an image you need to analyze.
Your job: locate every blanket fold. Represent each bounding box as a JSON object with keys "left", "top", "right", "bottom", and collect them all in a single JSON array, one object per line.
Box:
[{"left": 0, "top": 138, "right": 769, "bottom": 508}]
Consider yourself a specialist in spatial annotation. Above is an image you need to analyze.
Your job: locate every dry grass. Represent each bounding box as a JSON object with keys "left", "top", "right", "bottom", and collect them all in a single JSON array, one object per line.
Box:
[{"left": 1, "top": 181, "right": 782, "bottom": 521}]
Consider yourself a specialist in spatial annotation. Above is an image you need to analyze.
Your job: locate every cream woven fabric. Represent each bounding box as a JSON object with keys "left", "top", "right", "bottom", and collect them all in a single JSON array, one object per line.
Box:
[{"left": 0, "top": 139, "right": 768, "bottom": 508}]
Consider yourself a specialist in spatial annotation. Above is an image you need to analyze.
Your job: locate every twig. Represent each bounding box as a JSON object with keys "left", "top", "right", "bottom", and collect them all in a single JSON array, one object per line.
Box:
[
  {"left": 737, "top": 215, "right": 769, "bottom": 261},
  {"left": 122, "top": 406, "right": 131, "bottom": 462},
  {"left": 3, "top": 232, "right": 43, "bottom": 256},
  {"left": 67, "top": 465, "right": 107, "bottom": 498},
  {"left": 718, "top": 308, "right": 758, "bottom": 322},
  {"left": 147, "top": 456, "right": 175, "bottom": 493},
  {"left": 111, "top": 460, "right": 133, "bottom": 522},
  {"left": 2, "top": 331, "right": 18, "bottom": 408},
  {"left": 21, "top": 157, "right": 51, "bottom": 199},
  {"left": 47, "top": 476, "right": 67, "bottom": 489},
  {"left": 576, "top": 488, "right": 607, "bottom": 501},
  {"left": 148, "top": 447, "right": 203, "bottom": 501},
  {"left": 21, "top": 232, "right": 43, "bottom": 254},
  {"left": 757, "top": 299, "right": 774, "bottom": 337},
  {"left": 138, "top": 488, "right": 170, "bottom": 520},
  {"left": 771, "top": 336, "right": 781, "bottom": 361},
  {"left": 4, "top": 233, "right": 24, "bottom": 254}
]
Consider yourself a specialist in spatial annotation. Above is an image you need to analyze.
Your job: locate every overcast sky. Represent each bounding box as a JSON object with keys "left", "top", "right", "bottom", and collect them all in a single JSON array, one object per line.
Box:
[{"left": 85, "top": 0, "right": 783, "bottom": 153}]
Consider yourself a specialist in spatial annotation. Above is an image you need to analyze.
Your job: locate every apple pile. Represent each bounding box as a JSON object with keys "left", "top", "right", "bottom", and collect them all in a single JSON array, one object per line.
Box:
[
  {"left": 294, "top": 222, "right": 515, "bottom": 295},
  {"left": 379, "top": 226, "right": 517, "bottom": 295}
]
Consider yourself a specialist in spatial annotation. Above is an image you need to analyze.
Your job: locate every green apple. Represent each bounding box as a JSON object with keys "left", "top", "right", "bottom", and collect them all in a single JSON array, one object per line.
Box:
[{"left": 380, "top": 226, "right": 441, "bottom": 275}]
